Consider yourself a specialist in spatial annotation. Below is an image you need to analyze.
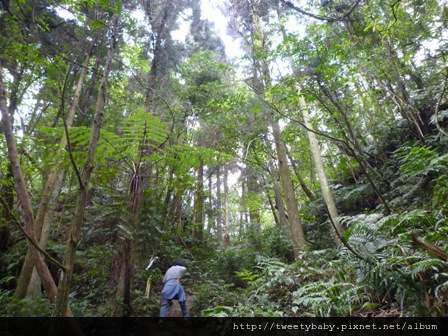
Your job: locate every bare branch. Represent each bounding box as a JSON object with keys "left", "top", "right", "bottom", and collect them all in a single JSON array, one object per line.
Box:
[{"left": 281, "top": 0, "right": 363, "bottom": 23}]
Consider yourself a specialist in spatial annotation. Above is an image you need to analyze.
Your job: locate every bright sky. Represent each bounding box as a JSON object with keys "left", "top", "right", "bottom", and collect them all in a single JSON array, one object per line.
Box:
[{"left": 171, "top": 0, "right": 245, "bottom": 59}]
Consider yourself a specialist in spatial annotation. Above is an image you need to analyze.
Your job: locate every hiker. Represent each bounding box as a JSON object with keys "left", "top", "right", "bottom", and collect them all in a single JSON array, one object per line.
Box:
[{"left": 159, "top": 259, "right": 190, "bottom": 320}]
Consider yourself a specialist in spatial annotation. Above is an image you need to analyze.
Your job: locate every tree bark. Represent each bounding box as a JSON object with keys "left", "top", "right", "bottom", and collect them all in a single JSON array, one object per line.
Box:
[
  {"left": 246, "top": 165, "right": 261, "bottom": 232},
  {"left": 144, "top": 0, "right": 176, "bottom": 113},
  {"left": 193, "top": 160, "right": 204, "bottom": 241},
  {"left": 207, "top": 168, "right": 214, "bottom": 234},
  {"left": 266, "top": 188, "right": 280, "bottom": 227},
  {"left": 0, "top": 164, "right": 13, "bottom": 251},
  {"left": 285, "top": 146, "right": 315, "bottom": 202},
  {"left": 216, "top": 165, "right": 223, "bottom": 243},
  {"left": 249, "top": 0, "right": 307, "bottom": 256},
  {"left": 300, "top": 95, "right": 343, "bottom": 246},
  {"left": 14, "top": 48, "right": 92, "bottom": 300},
  {"left": 271, "top": 120, "right": 307, "bottom": 256},
  {"left": 266, "top": 148, "right": 289, "bottom": 234},
  {"left": 28, "top": 171, "right": 66, "bottom": 297},
  {"left": 241, "top": 178, "right": 250, "bottom": 231},
  {"left": 112, "top": 236, "right": 131, "bottom": 316},
  {"left": 1, "top": 66, "right": 59, "bottom": 304},
  {"left": 54, "top": 16, "right": 120, "bottom": 316},
  {"left": 411, "top": 233, "right": 448, "bottom": 261},
  {"left": 223, "top": 163, "right": 230, "bottom": 248}
]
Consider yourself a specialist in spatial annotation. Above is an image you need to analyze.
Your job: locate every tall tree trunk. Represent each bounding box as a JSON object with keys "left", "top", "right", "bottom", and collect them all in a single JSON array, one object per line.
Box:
[
  {"left": 14, "top": 48, "right": 92, "bottom": 300},
  {"left": 207, "top": 169, "right": 214, "bottom": 234},
  {"left": 144, "top": 1, "right": 175, "bottom": 113},
  {"left": 316, "top": 86, "right": 392, "bottom": 214},
  {"left": 241, "top": 178, "right": 250, "bottom": 231},
  {"left": 299, "top": 95, "right": 343, "bottom": 246},
  {"left": 1, "top": 66, "right": 59, "bottom": 305},
  {"left": 246, "top": 166, "right": 261, "bottom": 232},
  {"left": 266, "top": 188, "right": 280, "bottom": 227},
  {"left": 54, "top": 16, "right": 120, "bottom": 316},
  {"left": 193, "top": 160, "right": 204, "bottom": 241},
  {"left": 172, "top": 191, "right": 184, "bottom": 231},
  {"left": 383, "top": 38, "right": 427, "bottom": 138},
  {"left": 223, "top": 163, "right": 230, "bottom": 248},
  {"left": 216, "top": 166, "right": 223, "bottom": 243},
  {"left": 271, "top": 120, "right": 307, "bottom": 257},
  {"left": 265, "top": 149, "right": 289, "bottom": 234},
  {"left": 285, "top": 147, "right": 315, "bottom": 202},
  {"left": 249, "top": 1, "right": 306, "bottom": 256},
  {"left": 0, "top": 65, "right": 24, "bottom": 259},
  {"left": 28, "top": 171, "right": 66, "bottom": 297},
  {"left": 0, "top": 164, "right": 13, "bottom": 251}
]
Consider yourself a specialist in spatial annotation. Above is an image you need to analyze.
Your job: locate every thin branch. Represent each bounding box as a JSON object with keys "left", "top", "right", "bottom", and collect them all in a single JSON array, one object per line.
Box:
[
  {"left": 411, "top": 232, "right": 448, "bottom": 261},
  {"left": 281, "top": 0, "right": 363, "bottom": 23},
  {"left": 389, "top": 0, "right": 402, "bottom": 30},
  {"left": 60, "top": 68, "right": 83, "bottom": 187},
  {"left": 244, "top": 80, "right": 350, "bottom": 147}
]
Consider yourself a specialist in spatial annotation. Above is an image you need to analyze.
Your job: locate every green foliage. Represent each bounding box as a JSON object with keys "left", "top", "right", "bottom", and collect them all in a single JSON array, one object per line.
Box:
[
  {"left": 394, "top": 145, "right": 448, "bottom": 181},
  {"left": 202, "top": 258, "right": 291, "bottom": 317},
  {"left": 193, "top": 279, "right": 239, "bottom": 316},
  {"left": 134, "top": 195, "right": 167, "bottom": 259},
  {"left": 433, "top": 175, "right": 448, "bottom": 212},
  {"left": 71, "top": 241, "right": 115, "bottom": 310},
  {"left": 0, "top": 290, "right": 13, "bottom": 316},
  {"left": 1, "top": 0, "right": 447, "bottom": 320},
  {"left": 293, "top": 281, "right": 365, "bottom": 317},
  {"left": 340, "top": 211, "right": 448, "bottom": 315},
  {"left": 6, "top": 295, "right": 54, "bottom": 317},
  {"left": 204, "top": 207, "right": 448, "bottom": 317},
  {"left": 212, "top": 245, "right": 257, "bottom": 284}
]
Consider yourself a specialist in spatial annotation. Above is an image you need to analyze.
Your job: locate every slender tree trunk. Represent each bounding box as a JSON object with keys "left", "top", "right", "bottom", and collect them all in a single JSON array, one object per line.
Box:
[
  {"left": 163, "top": 167, "right": 176, "bottom": 226},
  {"left": 0, "top": 164, "right": 13, "bottom": 251},
  {"left": 14, "top": 49, "right": 92, "bottom": 300},
  {"left": 265, "top": 149, "right": 289, "bottom": 234},
  {"left": 241, "top": 178, "right": 250, "bottom": 230},
  {"left": 285, "top": 147, "right": 315, "bottom": 202},
  {"left": 271, "top": 120, "right": 307, "bottom": 256},
  {"left": 246, "top": 166, "right": 261, "bottom": 232},
  {"left": 144, "top": 1, "right": 174, "bottom": 113},
  {"left": 383, "top": 38, "right": 427, "bottom": 138},
  {"left": 171, "top": 192, "right": 183, "bottom": 232},
  {"left": 223, "top": 163, "right": 230, "bottom": 248},
  {"left": 207, "top": 169, "right": 214, "bottom": 234},
  {"left": 316, "top": 88, "right": 392, "bottom": 214},
  {"left": 1, "top": 67, "right": 59, "bottom": 304},
  {"left": 193, "top": 160, "right": 204, "bottom": 241},
  {"left": 216, "top": 166, "right": 223, "bottom": 243},
  {"left": 249, "top": 1, "right": 306, "bottom": 256},
  {"left": 299, "top": 95, "right": 343, "bottom": 246},
  {"left": 28, "top": 171, "right": 66, "bottom": 297},
  {"left": 266, "top": 188, "right": 280, "bottom": 227},
  {"left": 54, "top": 16, "right": 120, "bottom": 316},
  {"left": 0, "top": 66, "right": 20, "bottom": 252}
]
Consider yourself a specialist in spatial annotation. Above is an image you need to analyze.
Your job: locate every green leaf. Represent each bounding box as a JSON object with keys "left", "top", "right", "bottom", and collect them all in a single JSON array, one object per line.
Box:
[{"left": 89, "top": 19, "right": 105, "bottom": 30}]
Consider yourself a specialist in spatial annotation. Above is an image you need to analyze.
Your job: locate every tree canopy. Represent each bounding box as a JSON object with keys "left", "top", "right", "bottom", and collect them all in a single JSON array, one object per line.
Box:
[{"left": 1, "top": 0, "right": 448, "bottom": 319}]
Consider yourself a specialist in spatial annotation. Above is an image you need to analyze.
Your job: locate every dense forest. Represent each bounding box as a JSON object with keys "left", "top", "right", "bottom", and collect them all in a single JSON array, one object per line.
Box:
[{"left": 1, "top": 0, "right": 448, "bottom": 318}]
